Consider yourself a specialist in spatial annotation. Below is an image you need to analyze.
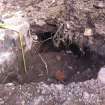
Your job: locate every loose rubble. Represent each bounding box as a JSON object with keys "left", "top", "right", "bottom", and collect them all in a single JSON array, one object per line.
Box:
[{"left": 0, "top": 80, "right": 105, "bottom": 105}]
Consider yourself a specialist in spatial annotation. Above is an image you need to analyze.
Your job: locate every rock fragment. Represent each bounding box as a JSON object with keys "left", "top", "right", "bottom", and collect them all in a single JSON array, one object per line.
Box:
[
  {"left": 84, "top": 28, "right": 93, "bottom": 37},
  {"left": 98, "top": 67, "right": 105, "bottom": 84}
]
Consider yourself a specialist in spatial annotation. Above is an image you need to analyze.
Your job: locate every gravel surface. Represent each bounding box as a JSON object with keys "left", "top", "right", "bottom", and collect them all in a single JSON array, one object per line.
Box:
[{"left": 0, "top": 79, "right": 104, "bottom": 105}]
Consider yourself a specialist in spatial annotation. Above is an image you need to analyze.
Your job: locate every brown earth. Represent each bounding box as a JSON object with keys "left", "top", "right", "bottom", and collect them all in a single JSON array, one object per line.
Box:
[{"left": 0, "top": 0, "right": 105, "bottom": 105}]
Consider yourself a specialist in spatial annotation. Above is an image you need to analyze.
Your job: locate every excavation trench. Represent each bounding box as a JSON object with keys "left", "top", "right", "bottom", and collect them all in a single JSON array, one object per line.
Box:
[
  {"left": 1, "top": 0, "right": 105, "bottom": 104},
  {"left": 1, "top": 23, "right": 105, "bottom": 85}
]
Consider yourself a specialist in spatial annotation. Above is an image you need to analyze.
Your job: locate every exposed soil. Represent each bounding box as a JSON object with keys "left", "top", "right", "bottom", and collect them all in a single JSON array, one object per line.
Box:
[
  {"left": 1, "top": 0, "right": 105, "bottom": 105},
  {"left": 3, "top": 33, "right": 105, "bottom": 85}
]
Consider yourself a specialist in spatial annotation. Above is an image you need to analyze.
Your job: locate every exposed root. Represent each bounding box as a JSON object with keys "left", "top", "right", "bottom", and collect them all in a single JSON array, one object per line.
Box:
[
  {"left": 53, "top": 23, "right": 64, "bottom": 47},
  {"left": 38, "top": 53, "right": 48, "bottom": 75}
]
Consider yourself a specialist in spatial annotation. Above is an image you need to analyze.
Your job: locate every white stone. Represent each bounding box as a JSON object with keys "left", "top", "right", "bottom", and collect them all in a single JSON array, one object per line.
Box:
[
  {"left": 66, "top": 22, "right": 70, "bottom": 29},
  {"left": 98, "top": 67, "right": 105, "bottom": 84},
  {"left": 5, "top": 83, "right": 15, "bottom": 86},
  {"left": 55, "top": 84, "right": 64, "bottom": 90},
  {"left": 83, "top": 92, "right": 90, "bottom": 99},
  {"left": 84, "top": 28, "right": 93, "bottom": 37}
]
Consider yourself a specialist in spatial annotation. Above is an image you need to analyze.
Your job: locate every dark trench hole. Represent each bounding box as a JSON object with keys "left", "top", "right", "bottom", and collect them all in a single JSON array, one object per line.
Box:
[
  {"left": 2, "top": 25, "right": 105, "bottom": 85},
  {"left": 25, "top": 34, "right": 105, "bottom": 84},
  {"left": 36, "top": 31, "right": 65, "bottom": 52}
]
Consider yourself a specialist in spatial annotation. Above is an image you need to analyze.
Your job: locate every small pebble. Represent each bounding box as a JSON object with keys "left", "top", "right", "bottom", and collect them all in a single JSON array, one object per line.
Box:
[
  {"left": 83, "top": 92, "right": 90, "bottom": 99},
  {"left": 52, "top": 0, "right": 56, "bottom": 3},
  {"left": 32, "top": 35, "right": 38, "bottom": 41},
  {"left": 98, "top": 67, "right": 105, "bottom": 84},
  {"left": 84, "top": 28, "right": 93, "bottom": 37},
  {"left": 66, "top": 22, "right": 70, "bottom": 29},
  {"left": 55, "top": 84, "right": 64, "bottom": 90}
]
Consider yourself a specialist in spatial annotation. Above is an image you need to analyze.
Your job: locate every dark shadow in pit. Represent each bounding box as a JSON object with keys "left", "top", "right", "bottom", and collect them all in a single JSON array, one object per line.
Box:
[{"left": 22, "top": 37, "right": 105, "bottom": 84}]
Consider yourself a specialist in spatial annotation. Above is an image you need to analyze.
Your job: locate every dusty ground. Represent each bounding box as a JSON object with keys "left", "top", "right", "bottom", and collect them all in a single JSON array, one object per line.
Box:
[
  {"left": 1, "top": 80, "right": 105, "bottom": 105},
  {"left": 0, "top": 0, "right": 105, "bottom": 105}
]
